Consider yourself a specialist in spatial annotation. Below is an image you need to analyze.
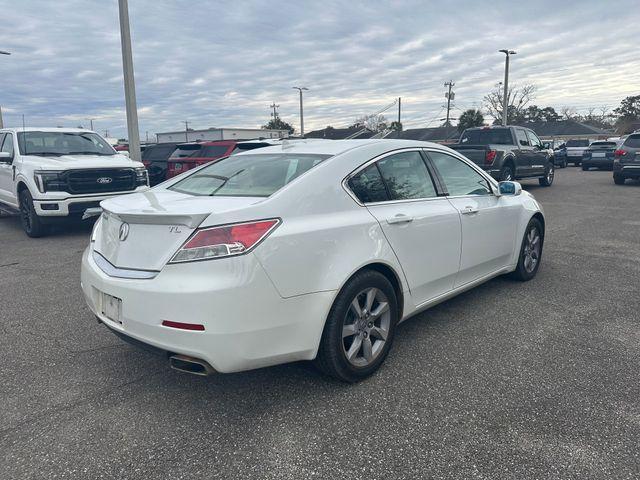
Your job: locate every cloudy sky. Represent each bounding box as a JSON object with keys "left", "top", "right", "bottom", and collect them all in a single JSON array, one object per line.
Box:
[{"left": 1, "top": 0, "right": 638, "bottom": 139}]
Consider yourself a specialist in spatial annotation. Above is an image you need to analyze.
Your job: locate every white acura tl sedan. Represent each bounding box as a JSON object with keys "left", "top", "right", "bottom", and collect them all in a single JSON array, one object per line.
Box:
[{"left": 81, "top": 139, "right": 544, "bottom": 382}]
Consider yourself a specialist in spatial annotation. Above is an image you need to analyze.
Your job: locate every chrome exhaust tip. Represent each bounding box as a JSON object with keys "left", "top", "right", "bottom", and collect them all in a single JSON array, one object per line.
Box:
[{"left": 169, "top": 354, "right": 216, "bottom": 376}]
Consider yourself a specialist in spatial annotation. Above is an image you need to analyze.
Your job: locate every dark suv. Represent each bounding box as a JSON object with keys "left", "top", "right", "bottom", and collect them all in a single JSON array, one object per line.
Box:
[
  {"left": 613, "top": 133, "right": 640, "bottom": 185},
  {"left": 141, "top": 142, "right": 179, "bottom": 186}
]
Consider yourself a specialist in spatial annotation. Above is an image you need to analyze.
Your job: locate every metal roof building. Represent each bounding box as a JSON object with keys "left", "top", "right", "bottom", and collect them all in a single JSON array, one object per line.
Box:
[{"left": 155, "top": 127, "right": 289, "bottom": 144}]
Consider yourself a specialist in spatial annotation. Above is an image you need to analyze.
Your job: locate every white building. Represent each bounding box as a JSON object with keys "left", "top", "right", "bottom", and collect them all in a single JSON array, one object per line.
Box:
[{"left": 155, "top": 127, "right": 289, "bottom": 144}]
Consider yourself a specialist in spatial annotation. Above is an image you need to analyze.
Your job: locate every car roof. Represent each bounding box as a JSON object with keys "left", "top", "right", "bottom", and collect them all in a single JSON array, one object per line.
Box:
[
  {"left": 0, "top": 127, "right": 96, "bottom": 134},
  {"left": 233, "top": 138, "right": 452, "bottom": 157}
]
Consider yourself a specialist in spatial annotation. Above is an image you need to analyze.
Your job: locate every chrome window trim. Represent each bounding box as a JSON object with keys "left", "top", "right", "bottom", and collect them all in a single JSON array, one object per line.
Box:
[{"left": 92, "top": 250, "right": 159, "bottom": 280}]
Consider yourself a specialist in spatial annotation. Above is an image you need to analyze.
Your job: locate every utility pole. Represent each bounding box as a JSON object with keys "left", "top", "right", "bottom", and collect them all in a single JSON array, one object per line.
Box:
[
  {"left": 292, "top": 87, "right": 308, "bottom": 136},
  {"left": 270, "top": 102, "right": 280, "bottom": 120},
  {"left": 499, "top": 49, "right": 516, "bottom": 126},
  {"left": 117, "top": 0, "right": 141, "bottom": 162},
  {"left": 398, "top": 97, "right": 401, "bottom": 126},
  {"left": 0, "top": 50, "right": 11, "bottom": 129},
  {"left": 444, "top": 81, "right": 455, "bottom": 127},
  {"left": 88, "top": 118, "right": 95, "bottom": 130},
  {"left": 184, "top": 121, "right": 189, "bottom": 142}
]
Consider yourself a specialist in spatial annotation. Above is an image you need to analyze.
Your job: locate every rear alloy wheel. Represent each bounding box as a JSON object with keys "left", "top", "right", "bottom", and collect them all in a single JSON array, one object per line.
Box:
[
  {"left": 613, "top": 174, "right": 625, "bottom": 185},
  {"left": 511, "top": 217, "right": 544, "bottom": 281},
  {"left": 538, "top": 163, "right": 554, "bottom": 186},
  {"left": 315, "top": 270, "right": 398, "bottom": 382},
  {"left": 499, "top": 164, "right": 514, "bottom": 181},
  {"left": 19, "top": 189, "right": 48, "bottom": 238}
]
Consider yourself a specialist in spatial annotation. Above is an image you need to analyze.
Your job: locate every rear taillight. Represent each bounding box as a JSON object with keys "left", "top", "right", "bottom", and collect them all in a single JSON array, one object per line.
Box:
[
  {"left": 170, "top": 219, "right": 280, "bottom": 263},
  {"left": 485, "top": 149, "right": 497, "bottom": 165},
  {"left": 614, "top": 149, "right": 627, "bottom": 157}
]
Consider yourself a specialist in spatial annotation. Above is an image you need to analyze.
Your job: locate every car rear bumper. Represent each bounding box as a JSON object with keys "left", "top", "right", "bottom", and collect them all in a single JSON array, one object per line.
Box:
[
  {"left": 582, "top": 157, "right": 614, "bottom": 168},
  {"left": 614, "top": 164, "right": 640, "bottom": 178},
  {"left": 80, "top": 247, "right": 335, "bottom": 373}
]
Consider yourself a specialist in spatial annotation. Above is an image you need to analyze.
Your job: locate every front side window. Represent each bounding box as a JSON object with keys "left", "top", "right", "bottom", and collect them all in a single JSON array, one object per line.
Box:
[
  {"left": 429, "top": 151, "right": 492, "bottom": 196},
  {"left": 17, "top": 131, "right": 115, "bottom": 156},
  {"left": 515, "top": 129, "right": 530, "bottom": 147},
  {"left": 169, "top": 153, "right": 330, "bottom": 197},
  {"left": 376, "top": 151, "right": 437, "bottom": 200},
  {"left": 526, "top": 130, "right": 543, "bottom": 148},
  {"left": 348, "top": 164, "right": 388, "bottom": 203},
  {"left": 1, "top": 133, "right": 14, "bottom": 157}
]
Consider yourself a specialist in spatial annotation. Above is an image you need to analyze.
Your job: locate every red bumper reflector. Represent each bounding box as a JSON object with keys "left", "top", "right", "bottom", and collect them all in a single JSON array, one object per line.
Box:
[{"left": 162, "top": 320, "right": 205, "bottom": 331}]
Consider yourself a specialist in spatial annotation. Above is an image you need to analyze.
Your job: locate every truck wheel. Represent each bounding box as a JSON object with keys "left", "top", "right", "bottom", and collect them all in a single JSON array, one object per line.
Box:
[
  {"left": 538, "top": 163, "right": 554, "bottom": 186},
  {"left": 19, "top": 189, "right": 48, "bottom": 238},
  {"left": 613, "top": 174, "right": 625, "bottom": 185},
  {"left": 499, "top": 164, "right": 514, "bottom": 181}
]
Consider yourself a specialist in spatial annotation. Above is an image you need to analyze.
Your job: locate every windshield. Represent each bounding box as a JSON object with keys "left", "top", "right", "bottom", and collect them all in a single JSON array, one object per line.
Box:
[
  {"left": 459, "top": 128, "right": 513, "bottom": 145},
  {"left": 589, "top": 142, "right": 616, "bottom": 148},
  {"left": 169, "top": 144, "right": 231, "bottom": 159},
  {"left": 623, "top": 135, "right": 640, "bottom": 148},
  {"left": 566, "top": 139, "right": 589, "bottom": 147},
  {"left": 142, "top": 144, "right": 178, "bottom": 162},
  {"left": 169, "top": 153, "right": 330, "bottom": 197},
  {"left": 17, "top": 131, "right": 115, "bottom": 156}
]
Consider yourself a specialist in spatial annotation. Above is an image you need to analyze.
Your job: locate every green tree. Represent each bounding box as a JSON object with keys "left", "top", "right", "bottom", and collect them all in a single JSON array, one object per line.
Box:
[
  {"left": 263, "top": 117, "right": 295, "bottom": 134},
  {"left": 614, "top": 95, "right": 640, "bottom": 133},
  {"left": 389, "top": 121, "right": 403, "bottom": 131},
  {"left": 457, "top": 109, "right": 484, "bottom": 132}
]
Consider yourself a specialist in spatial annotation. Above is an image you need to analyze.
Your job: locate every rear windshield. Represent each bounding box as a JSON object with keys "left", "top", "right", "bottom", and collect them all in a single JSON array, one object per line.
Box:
[
  {"left": 169, "top": 144, "right": 231, "bottom": 159},
  {"left": 459, "top": 128, "right": 513, "bottom": 145},
  {"left": 623, "top": 135, "right": 640, "bottom": 148},
  {"left": 142, "top": 144, "right": 178, "bottom": 162},
  {"left": 589, "top": 142, "right": 616, "bottom": 148},
  {"left": 566, "top": 139, "right": 589, "bottom": 147},
  {"left": 169, "top": 153, "right": 330, "bottom": 197}
]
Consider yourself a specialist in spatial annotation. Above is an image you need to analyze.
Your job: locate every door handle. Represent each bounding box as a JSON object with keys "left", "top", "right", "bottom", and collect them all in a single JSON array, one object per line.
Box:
[
  {"left": 460, "top": 206, "right": 479, "bottom": 215},
  {"left": 386, "top": 214, "right": 414, "bottom": 224}
]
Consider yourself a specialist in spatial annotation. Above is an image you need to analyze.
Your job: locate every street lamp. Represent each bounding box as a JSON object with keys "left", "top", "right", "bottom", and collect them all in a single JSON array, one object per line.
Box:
[
  {"left": 499, "top": 49, "right": 516, "bottom": 126},
  {"left": 292, "top": 86, "right": 308, "bottom": 136}
]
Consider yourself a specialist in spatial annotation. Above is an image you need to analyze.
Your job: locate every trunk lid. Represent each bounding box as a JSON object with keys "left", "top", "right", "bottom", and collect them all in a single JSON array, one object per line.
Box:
[{"left": 94, "top": 190, "right": 264, "bottom": 270}]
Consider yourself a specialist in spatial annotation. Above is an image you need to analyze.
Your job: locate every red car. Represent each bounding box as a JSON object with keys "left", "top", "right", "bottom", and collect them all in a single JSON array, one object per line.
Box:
[{"left": 166, "top": 141, "right": 237, "bottom": 178}]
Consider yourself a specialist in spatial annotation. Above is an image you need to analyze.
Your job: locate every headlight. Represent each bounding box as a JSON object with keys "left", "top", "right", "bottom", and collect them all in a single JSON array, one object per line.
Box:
[
  {"left": 34, "top": 171, "right": 66, "bottom": 193},
  {"left": 135, "top": 167, "right": 149, "bottom": 187}
]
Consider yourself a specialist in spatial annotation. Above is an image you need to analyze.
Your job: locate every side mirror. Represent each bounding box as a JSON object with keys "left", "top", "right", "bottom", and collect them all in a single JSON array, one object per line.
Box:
[
  {"left": 0, "top": 152, "right": 12, "bottom": 163},
  {"left": 498, "top": 181, "right": 522, "bottom": 196}
]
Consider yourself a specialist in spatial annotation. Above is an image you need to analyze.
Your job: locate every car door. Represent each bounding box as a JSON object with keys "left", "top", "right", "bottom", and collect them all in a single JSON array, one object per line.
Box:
[
  {"left": 513, "top": 128, "right": 534, "bottom": 176},
  {"left": 426, "top": 150, "right": 520, "bottom": 287},
  {"left": 525, "top": 130, "right": 547, "bottom": 175},
  {"left": 0, "top": 133, "right": 16, "bottom": 205},
  {"left": 348, "top": 150, "right": 462, "bottom": 306}
]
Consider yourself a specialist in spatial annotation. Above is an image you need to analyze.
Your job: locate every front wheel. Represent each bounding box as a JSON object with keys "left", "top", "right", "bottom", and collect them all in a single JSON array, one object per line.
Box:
[
  {"left": 511, "top": 217, "right": 544, "bottom": 281},
  {"left": 315, "top": 270, "right": 398, "bottom": 382},
  {"left": 613, "top": 174, "right": 625, "bottom": 185},
  {"left": 538, "top": 163, "right": 554, "bottom": 186},
  {"left": 582, "top": 164, "right": 589, "bottom": 171},
  {"left": 19, "top": 189, "right": 48, "bottom": 238}
]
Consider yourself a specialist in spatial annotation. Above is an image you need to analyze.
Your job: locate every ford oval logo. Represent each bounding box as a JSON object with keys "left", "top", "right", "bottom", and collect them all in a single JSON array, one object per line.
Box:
[
  {"left": 119, "top": 222, "right": 130, "bottom": 241},
  {"left": 97, "top": 177, "right": 113, "bottom": 184}
]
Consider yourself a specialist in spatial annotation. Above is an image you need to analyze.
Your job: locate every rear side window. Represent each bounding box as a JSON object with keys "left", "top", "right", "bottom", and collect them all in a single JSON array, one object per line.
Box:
[
  {"left": 515, "top": 129, "right": 530, "bottom": 147},
  {"left": 199, "top": 145, "right": 233, "bottom": 158},
  {"left": 169, "top": 153, "right": 329, "bottom": 197},
  {"left": 348, "top": 164, "right": 388, "bottom": 203},
  {"left": 376, "top": 151, "right": 437, "bottom": 200},
  {"left": 623, "top": 135, "right": 640, "bottom": 148},
  {"left": 429, "top": 151, "right": 492, "bottom": 196}
]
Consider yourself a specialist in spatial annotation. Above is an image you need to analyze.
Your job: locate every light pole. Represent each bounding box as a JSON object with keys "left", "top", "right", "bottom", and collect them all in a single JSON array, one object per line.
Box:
[
  {"left": 0, "top": 50, "right": 10, "bottom": 129},
  {"left": 292, "top": 87, "right": 308, "bottom": 136},
  {"left": 117, "top": 0, "right": 141, "bottom": 162},
  {"left": 499, "top": 49, "right": 516, "bottom": 126}
]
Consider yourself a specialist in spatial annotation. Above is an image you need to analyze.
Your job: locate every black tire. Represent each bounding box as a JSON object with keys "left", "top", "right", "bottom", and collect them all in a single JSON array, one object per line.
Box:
[
  {"left": 562, "top": 159, "right": 568, "bottom": 168},
  {"left": 574, "top": 161, "right": 581, "bottom": 166},
  {"left": 582, "top": 164, "right": 588, "bottom": 171},
  {"left": 19, "top": 189, "right": 48, "bottom": 238},
  {"left": 315, "top": 270, "right": 398, "bottom": 382},
  {"left": 511, "top": 217, "right": 544, "bottom": 281},
  {"left": 499, "top": 163, "right": 515, "bottom": 182},
  {"left": 613, "top": 174, "right": 625, "bottom": 185},
  {"left": 538, "top": 163, "right": 554, "bottom": 186}
]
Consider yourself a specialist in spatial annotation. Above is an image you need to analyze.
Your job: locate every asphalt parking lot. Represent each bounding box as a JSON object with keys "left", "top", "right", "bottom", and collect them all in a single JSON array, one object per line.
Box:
[{"left": 1, "top": 168, "right": 639, "bottom": 479}]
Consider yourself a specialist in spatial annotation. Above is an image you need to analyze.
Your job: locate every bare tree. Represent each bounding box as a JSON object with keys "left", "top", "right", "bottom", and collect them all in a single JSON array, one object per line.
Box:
[
  {"left": 353, "top": 114, "right": 388, "bottom": 132},
  {"left": 483, "top": 84, "right": 536, "bottom": 124},
  {"left": 560, "top": 106, "right": 578, "bottom": 120}
]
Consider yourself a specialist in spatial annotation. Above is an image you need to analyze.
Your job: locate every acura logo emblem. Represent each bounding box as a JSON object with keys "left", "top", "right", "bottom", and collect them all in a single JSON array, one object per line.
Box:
[
  {"left": 119, "top": 222, "right": 130, "bottom": 241},
  {"left": 97, "top": 177, "right": 113, "bottom": 184}
]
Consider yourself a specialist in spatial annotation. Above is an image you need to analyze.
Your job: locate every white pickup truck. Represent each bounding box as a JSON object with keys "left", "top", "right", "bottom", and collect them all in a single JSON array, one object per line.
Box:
[{"left": 0, "top": 127, "right": 149, "bottom": 237}]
